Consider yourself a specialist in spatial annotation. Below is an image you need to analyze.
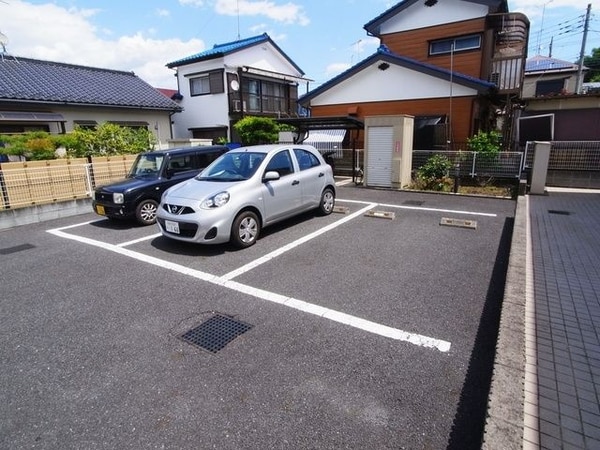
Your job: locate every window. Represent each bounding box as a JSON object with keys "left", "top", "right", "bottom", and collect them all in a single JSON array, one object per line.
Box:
[
  {"left": 189, "top": 70, "right": 224, "bottom": 96},
  {"left": 167, "top": 155, "right": 193, "bottom": 173},
  {"left": 266, "top": 150, "right": 294, "bottom": 176},
  {"left": 294, "top": 149, "right": 320, "bottom": 171},
  {"left": 241, "top": 78, "right": 289, "bottom": 113},
  {"left": 535, "top": 79, "right": 565, "bottom": 97},
  {"left": 430, "top": 34, "right": 481, "bottom": 55}
]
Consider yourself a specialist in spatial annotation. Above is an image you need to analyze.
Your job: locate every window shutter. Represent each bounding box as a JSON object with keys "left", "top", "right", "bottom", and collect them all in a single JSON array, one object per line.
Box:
[{"left": 209, "top": 71, "right": 224, "bottom": 94}]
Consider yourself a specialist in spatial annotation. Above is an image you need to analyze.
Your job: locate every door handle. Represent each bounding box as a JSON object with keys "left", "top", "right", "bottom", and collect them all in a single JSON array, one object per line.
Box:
[{"left": 292, "top": 180, "right": 300, "bottom": 186}]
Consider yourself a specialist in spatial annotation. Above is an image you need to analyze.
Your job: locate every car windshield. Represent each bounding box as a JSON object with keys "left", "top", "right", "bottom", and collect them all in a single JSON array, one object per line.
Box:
[
  {"left": 196, "top": 152, "right": 265, "bottom": 182},
  {"left": 128, "top": 154, "right": 165, "bottom": 178}
]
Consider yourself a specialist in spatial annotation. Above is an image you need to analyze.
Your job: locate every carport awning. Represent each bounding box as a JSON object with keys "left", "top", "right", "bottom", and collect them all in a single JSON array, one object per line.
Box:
[
  {"left": 303, "top": 129, "right": 346, "bottom": 144},
  {"left": 277, "top": 116, "right": 364, "bottom": 132}
]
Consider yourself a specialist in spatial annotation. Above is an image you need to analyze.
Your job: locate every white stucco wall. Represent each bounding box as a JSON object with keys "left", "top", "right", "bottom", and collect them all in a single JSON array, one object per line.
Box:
[
  {"left": 171, "top": 42, "right": 304, "bottom": 139},
  {"left": 379, "top": 0, "right": 489, "bottom": 34},
  {"left": 310, "top": 62, "right": 478, "bottom": 106}
]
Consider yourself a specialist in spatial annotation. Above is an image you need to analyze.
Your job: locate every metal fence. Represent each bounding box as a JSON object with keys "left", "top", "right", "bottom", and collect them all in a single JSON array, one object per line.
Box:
[
  {"left": 522, "top": 141, "right": 600, "bottom": 171},
  {"left": 412, "top": 150, "right": 524, "bottom": 178},
  {"left": 521, "top": 141, "right": 600, "bottom": 189},
  {"left": 0, "top": 156, "right": 136, "bottom": 210}
]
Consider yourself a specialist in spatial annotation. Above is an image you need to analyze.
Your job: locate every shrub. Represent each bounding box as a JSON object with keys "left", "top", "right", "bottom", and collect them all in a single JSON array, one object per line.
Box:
[
  {"left": 66, "top": 123, "right": 156, "bottom": 157},
  {"left": 466, "top": 131, "right": 501, "bottom": 161},
  {"left": 413, "top": 154, "right": 453, "bottom": 191},
  {"left": 0, "top": 131, "right": 59, "bottom": 160}
]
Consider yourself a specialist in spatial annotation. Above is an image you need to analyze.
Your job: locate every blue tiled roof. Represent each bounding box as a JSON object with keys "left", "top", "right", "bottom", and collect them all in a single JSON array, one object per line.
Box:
[
  {"left": 166, "top": 33, "right": 303, "bottom": 75},
  {"left": 299, "top": 45, "right": 495, "bottom": 104},
  {"left": 0, "top": 57, "right": 182, "bottom": 110},
  {"left": 167, "top": 34, "right": 270, "bottom": 67},
  {"left": 525, "top": 55, "right": 578, "bottom": 73}
]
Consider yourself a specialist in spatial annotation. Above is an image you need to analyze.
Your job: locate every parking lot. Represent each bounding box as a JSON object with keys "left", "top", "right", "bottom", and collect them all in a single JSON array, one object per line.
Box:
[{"left": 1, "top": 185, "right": 516, "bottom": 449}]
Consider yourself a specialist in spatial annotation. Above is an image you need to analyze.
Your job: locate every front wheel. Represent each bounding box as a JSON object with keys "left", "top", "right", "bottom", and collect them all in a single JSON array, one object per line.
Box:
[
  {"left": 318, "top": 188, "right": 335, "bottom": 216},
  {"left": 231, "top": 211, "right": 260, "bottom": 248},
  {"left": 135, "top": 199, "right": 158, "bottom": 225}
]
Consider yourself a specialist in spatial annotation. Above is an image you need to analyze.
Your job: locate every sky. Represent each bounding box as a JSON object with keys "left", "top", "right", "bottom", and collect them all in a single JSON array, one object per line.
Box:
[{"left": 0, "top": 0, "right": 598, "bottom": 93}]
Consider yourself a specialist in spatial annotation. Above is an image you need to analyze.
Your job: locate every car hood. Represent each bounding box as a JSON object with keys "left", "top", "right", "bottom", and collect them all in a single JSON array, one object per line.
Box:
[
  {"left": 98, "top": 176, "right": 158, "bottom": 193},
  {"left": 163, "top": 178, "right": 239, "bottom": 202}
]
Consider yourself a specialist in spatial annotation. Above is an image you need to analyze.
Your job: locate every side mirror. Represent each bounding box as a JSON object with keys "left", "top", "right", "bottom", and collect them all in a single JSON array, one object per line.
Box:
[{"left": 263, "top": 171, "right": 280, "bottom": 182}]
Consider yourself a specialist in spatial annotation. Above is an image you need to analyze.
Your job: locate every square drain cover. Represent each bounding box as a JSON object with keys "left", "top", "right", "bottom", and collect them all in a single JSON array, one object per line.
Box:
[
  {"left": 0, "top": 243, "right": 35, "bottom": 255},
  {"left": 179, "top": 314, "right": 253, "bottom": 353}
]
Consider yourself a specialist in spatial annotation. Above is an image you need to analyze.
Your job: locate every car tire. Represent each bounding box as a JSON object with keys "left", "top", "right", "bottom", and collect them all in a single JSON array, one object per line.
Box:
[
  {"left": 135, "top": 199, "right": 159, "bottom": 226},
  {"left": 318, "top": 188, "right": 335, "bottom": 216},
  {"left": 231, "top": 211, "right": 260, "bottom": 248}
]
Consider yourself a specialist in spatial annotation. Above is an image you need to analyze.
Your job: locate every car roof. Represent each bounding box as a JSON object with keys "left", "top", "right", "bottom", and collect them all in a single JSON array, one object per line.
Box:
[
  {"left": 142, "top": 145, "right": 229, "bottom": 156},
  {"left": 229, "top": 144, "right": 319, "bottom": 155}
]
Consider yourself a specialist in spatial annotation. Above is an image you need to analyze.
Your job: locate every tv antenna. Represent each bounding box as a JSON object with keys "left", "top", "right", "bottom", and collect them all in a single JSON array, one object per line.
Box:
[{"left": 0, "top": 30, "right": 8, "bottom": 53}]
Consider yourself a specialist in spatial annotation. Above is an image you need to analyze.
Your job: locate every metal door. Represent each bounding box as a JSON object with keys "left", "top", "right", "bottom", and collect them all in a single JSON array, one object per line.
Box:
[{"left": 366, "top": 126, "right": 393, "bottom": 187}]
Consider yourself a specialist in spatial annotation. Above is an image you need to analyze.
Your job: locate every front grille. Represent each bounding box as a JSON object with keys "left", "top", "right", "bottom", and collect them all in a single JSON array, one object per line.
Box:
[
  {"left": 96, "top": 191, "right": 114, "bottom": 203},
  {"left": 163, "top": 204, "right": 195, "bottom": 215}
]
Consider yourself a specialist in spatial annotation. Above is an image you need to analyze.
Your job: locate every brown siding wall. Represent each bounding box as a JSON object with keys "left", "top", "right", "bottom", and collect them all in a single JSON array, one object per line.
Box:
[
  {"left": 381, "top": 18, "right": 486, "bottom": 79},
  {"left": 310, "top": 97, "right": 476, "bottom": 145}
]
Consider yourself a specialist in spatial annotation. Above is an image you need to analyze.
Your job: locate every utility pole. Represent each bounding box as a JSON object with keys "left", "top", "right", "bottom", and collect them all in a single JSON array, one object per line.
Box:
[{"left": 575, "top": 3, "right": 591, "bottom": 94}]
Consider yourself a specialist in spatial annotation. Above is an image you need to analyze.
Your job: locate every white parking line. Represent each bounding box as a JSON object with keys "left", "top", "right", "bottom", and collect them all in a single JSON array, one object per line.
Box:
[
  {"left": 46, "top": 222, "right": 452, "bottom": 353},
  {"left": 221, "top": 203, "right": 377, "bottom": 281},
  {"left": 116, "top": 233, "right": 161, "bottom": 247},
  {"left": 338, "top": 198, "right": 497, "bottom": 217}
]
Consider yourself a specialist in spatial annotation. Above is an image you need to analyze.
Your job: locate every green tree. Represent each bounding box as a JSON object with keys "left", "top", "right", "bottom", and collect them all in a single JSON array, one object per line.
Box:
[
  {"left": 233, "top": 116, "right": 282, "bottom": 145},
  {"left": 583, "top": 47, "right": 600, "bottom": 82}
]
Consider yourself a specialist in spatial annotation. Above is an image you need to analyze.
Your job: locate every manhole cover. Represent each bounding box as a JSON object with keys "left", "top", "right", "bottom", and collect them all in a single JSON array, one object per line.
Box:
[
  {"left": 0, "top": 243, "right": 35, "bottom": 255},
  {"left": 179, "top": 314, "right": 253, "bottom": 353},
  {"left": 403, "top": 200, "right": 424, "bottom": 206},
  {"left": 548, "top": 210, "right": 571, "bottom": 215}
]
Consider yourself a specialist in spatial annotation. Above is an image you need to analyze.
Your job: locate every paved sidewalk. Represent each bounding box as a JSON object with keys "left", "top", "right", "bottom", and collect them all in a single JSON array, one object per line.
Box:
[
  {"left": 484, "top": 188, "right": 600, "bottom": 450},
  {"left": 526, "top": 189, "right": 600, "bottom": 449}
]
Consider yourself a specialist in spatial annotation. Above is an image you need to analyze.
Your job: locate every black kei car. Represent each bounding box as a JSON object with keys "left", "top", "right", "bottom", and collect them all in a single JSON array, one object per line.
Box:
[{"left": 92, "top": 145, "right": 229, "bottom": 225}]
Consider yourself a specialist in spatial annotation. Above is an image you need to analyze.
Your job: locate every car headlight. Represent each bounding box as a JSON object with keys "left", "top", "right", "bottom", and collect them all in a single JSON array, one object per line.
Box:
[
  {"left": 113, "top": 193, "right": 124, "bottom": 204},
  {"left": 201, "top": 192, "right": 230, "bottom": 209}
]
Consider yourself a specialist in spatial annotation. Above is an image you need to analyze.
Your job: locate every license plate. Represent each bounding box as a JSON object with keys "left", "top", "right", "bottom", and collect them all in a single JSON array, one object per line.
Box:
[
  {"left": 165, "top": 220, "right": 180, "bottom": 234},
  {"left": 96, "top": 205, "right": 105, "bottom": 215}
]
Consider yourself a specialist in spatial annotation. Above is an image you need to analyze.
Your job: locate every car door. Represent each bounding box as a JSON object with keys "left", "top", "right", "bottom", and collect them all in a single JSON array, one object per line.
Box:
[
  {"left": 293, "top": 148, "right": 326, "bottom": 208},
  {"left": 260, "top": 149, "right": 302, "bottom": 223}
]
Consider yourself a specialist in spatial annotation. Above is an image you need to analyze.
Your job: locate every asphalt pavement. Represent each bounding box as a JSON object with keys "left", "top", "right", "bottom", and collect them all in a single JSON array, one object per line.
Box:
[{"left": 1, "top": 186, "right": 516, "bottom": 449}]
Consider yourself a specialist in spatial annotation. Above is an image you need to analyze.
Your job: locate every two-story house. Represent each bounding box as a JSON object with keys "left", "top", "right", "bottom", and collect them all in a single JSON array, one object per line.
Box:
[
  {"left": 0, "top": 56, "right": 182, "bottom": 144},
  {"left": 166, "top": 33, "right": 309, "bottom": 143},
  {"left": 296, "top": 0, "right": 529, "bottom": 150},
  {"left": 519, "top": 55, "right": 600, "bottom": 142}
]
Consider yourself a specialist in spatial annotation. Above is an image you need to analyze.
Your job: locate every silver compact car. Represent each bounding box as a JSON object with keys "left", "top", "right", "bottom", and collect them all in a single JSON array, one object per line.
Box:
[{"left": 156, "top": 144, "right": 336, "bottom": 248}]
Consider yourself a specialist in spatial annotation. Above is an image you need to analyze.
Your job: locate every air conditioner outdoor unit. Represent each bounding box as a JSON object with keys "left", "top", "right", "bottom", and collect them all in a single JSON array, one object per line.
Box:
[{"left": 233, "top": 100, "right": 246, "bottom": 112}]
